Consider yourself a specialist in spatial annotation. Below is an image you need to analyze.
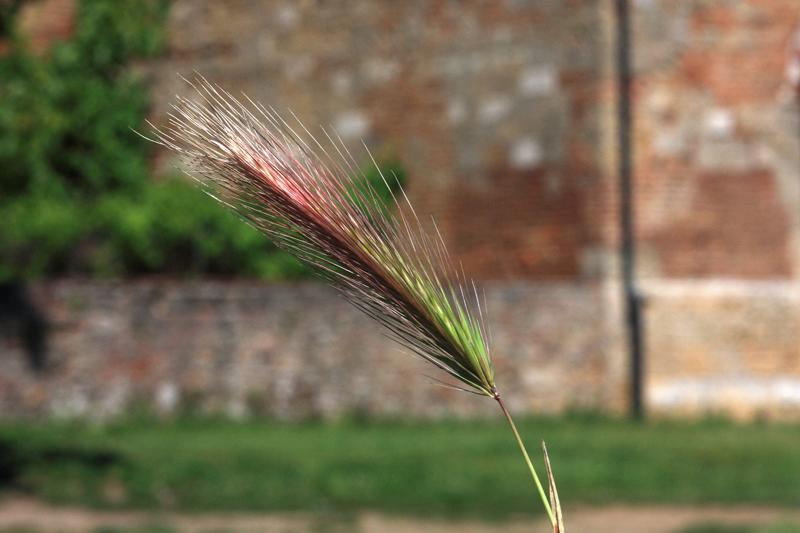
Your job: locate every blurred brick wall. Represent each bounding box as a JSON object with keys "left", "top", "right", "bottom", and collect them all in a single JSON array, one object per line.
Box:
[
  {"left": 642, "top": 281, "right": 800, "bottom": 419},
  {"left": 6, "top": 0, "right": 800, "bottom": 419},
  {"left": 142, "top": 0, "right": 619, "bottom": 281},
  {"left": 12, "top": 0, "right": 75, "bottom": 53},
  {"left": 17, "top": 1, "right": 800, "bottom": 280},
  {"left": 629, "top": 1, "right": 800, "bottom": 417},
  {"left": 0, "top": 281, "right": 625, "bottom": 419},
  {"left": 632, "top": 0, "right": 800, "bottom": 280}
]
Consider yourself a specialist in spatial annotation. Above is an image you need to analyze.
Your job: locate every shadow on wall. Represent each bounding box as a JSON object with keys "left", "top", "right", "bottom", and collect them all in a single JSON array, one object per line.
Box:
[{"left": 0, "top": 282, "right": 49, "bottom": 373}]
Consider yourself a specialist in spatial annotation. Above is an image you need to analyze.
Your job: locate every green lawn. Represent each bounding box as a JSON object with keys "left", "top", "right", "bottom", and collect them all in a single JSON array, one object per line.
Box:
[{"left": 0, "top": 416, "right": 798, "bottom": 518}]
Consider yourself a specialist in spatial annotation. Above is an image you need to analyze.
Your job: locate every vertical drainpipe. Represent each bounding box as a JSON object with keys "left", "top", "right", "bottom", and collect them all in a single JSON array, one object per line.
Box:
[{"left": 614, "top": 0, "right": 644, "bottom": 419}]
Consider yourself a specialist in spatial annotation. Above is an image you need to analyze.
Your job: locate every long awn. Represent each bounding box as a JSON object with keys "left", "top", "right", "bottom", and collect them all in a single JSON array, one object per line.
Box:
[{"left": 146, "top": 76, "right": 563, "bottom": 530}]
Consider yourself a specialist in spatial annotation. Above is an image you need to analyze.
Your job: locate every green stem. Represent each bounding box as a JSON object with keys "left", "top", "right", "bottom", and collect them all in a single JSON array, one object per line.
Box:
[{"left": 495, "top": 395, "right": 555, "bottom": 525}]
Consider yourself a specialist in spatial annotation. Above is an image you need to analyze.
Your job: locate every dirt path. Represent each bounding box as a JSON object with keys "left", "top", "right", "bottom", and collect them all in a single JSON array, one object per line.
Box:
[{"left": 0, "top": 497, "right": 798, "bottom": 532}]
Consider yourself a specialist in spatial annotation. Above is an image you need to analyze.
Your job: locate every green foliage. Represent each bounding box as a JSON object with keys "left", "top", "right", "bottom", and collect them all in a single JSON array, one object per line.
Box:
[
  {"left": 0, "top": 181, "right": 308, "bottom": 279},
  {"left": 0, "top": 1, "right": 26, "bottom": 38},
  {"left": 0, "top": 0, "right": 407, "bottom": 281},
  {"left": 0, "top": 0, "right": 320, "bottom": 280},
  {"left": 0, "top": 417, "right": 798, "bottom": 517},
  {"left": 0, "top": 0, "right": 167, "bottom": 197},
  {"left": 95, "top": 181, "right": 308, "bottom": 278},
  {"left": 0, "top": 194, "right": 91, "bottom": 278},
  {"left": 351, "top": 158, "right": 406, "bottom": 215}
]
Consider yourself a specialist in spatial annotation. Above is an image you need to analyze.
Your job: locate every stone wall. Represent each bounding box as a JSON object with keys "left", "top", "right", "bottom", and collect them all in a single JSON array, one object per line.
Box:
[
  {"left": 5, "top": 279, "right": 800, "bottom": 420},
  {"left": 642, "top": 280, "right": 800, "bottom": 420},
  {"left": 0, "top": 280, "right": 626, "bottom": 419},
  {"left": 17, "top": 0, "right": 800, "bottom": 282},
  {"left": 140, "top": 0, "right": 800, "bottom": 282},
  {"left": 628, "top": 1, "right": 800, "bottom": 419},
  {"left": 143, "top": 0, "right": 619, "bottom": 281},
  {"left": 631, "top": 0, "right": 800, "bottom": 279},
  {"left": 5, "top": 0, "right": 800, "bottom": 419}
]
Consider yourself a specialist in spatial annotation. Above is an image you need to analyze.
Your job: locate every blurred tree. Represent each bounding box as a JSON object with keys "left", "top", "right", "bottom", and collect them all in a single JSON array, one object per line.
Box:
[
  {"left": 0, "top": 0, "right": 27, "bottom": 38},
  {"left": 0, "top": 0, "right": 167, "bottom": 197},
  {"left": 0, "top": 0, "right": 316, "bottom": 280}
]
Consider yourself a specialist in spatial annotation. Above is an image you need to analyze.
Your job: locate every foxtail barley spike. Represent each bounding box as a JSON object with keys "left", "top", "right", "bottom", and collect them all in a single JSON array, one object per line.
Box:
[{"left": 148, "top": 76, "right": 557, "bottom": 527}]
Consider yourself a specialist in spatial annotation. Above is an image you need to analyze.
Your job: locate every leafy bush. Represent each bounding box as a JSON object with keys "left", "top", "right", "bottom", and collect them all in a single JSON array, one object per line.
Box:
[
  {"left": 0, "top": 0, "right": 405, "bottom": 281},
  {"left": 0, "top": 181, "right": 308, "bottom": 279},
  {"left": 0, "top": 0, "right": 167, "bottom": 198},
  {"left": 97, "top": 180, "right": 310, "bottom": 278}
]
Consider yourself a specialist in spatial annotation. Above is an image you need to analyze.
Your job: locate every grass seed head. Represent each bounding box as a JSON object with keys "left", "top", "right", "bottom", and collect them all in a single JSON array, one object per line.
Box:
[{"left": 149, "top": 76, "right": 496, "bottom": 397}]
